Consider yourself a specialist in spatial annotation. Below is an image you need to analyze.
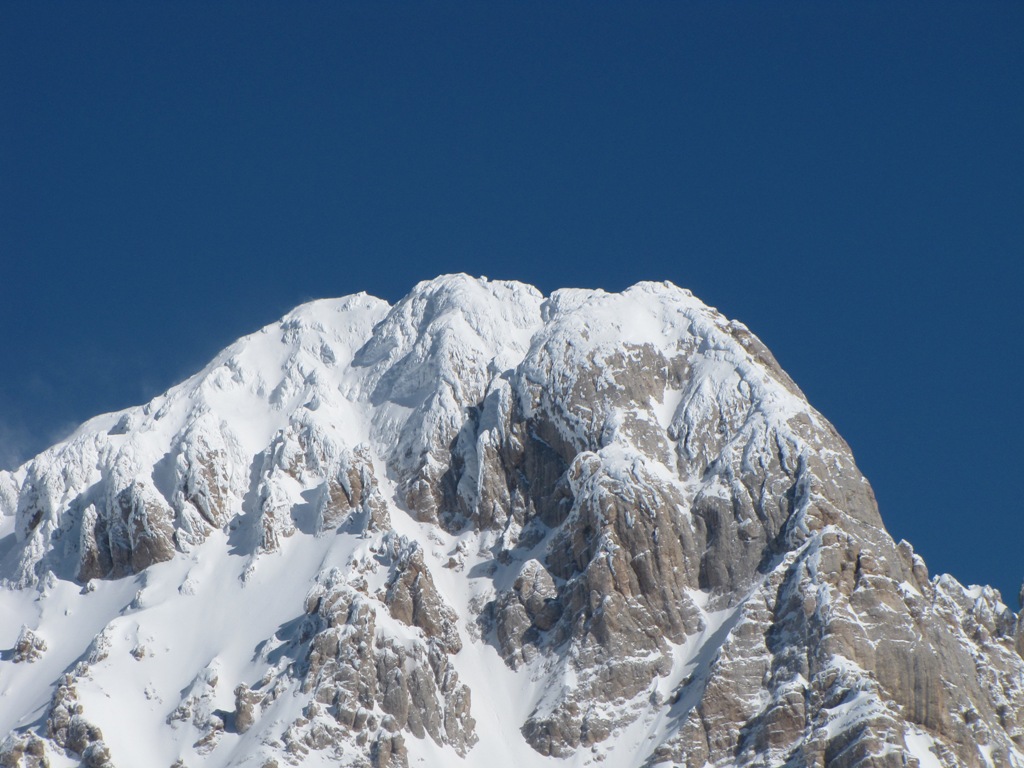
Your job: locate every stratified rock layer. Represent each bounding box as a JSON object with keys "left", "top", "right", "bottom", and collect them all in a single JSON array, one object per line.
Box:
[{"left": 1, "top": 275, "right": 1021, "bottom": 768}]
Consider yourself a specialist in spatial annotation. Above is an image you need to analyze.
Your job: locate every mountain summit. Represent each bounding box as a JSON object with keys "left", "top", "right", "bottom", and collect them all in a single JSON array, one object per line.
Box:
[{"left": 2, "top": 275, "right": 1022, "bottom": 768}]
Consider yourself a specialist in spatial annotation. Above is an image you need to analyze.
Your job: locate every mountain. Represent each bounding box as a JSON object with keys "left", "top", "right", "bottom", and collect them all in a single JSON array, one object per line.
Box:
[{"left": 1, "top": 275, "right": 1021, "bottom": 768}]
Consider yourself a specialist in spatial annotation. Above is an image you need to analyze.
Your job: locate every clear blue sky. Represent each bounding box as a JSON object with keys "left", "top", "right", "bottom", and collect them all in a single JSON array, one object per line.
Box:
[{"left": 2, "top": 3, "right": 1022, "bottom": 605}]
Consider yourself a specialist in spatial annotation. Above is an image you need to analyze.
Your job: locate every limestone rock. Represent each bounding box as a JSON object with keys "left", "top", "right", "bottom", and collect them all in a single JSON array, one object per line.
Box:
[
  {"left": 382, "top": 535, "right": 462, "bottom": 654},
  {"left": 287, "top": 566, "right": 476, "bottom": 761},
  {"left": 234, "top": 684, "right": 261, "bottom": 734},
  {"left": 11, "top": 627, "right": 46, "bottom": 664},
  {"left": 0, "top": 734, "right": 48, "bottom": 768}
]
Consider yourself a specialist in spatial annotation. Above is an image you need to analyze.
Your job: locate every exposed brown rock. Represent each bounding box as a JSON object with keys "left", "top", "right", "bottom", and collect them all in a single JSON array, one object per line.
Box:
[{"left": 11, "top": 627, "right": 46, "bottom": 664}]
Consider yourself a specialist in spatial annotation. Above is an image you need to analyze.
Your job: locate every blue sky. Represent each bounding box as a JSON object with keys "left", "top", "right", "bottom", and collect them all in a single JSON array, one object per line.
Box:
[{"left": 2, "top": 3, "right": 1022, "bottom": 605}]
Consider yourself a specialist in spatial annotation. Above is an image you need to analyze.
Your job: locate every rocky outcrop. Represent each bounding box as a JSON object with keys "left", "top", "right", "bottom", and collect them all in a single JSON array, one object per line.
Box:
[
  {"left": 45, "top": 674, "right": 111, "bottom": 767},
  {"left": 80, "top": 480, "right": 177, "bottom": 581},
  {"left": 167, "top": 414, "right": 248, "bottom": 547},
  {"left": 382, "top": 535, "right": 462, "bottom": 655},
  {"left": 285, "top": 566, "right": 476, "bottom": 765},
  {"left": 10, "top": 627, "right": 45, "bottom": 664},
  {"left": 0, "top": 734, "right": 48, "bottom": 768}
]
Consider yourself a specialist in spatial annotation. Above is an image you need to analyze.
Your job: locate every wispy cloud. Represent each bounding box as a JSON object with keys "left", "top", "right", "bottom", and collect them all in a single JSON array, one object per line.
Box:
[{"left": 0, "top": 419, "right": 33, "bottom": 471}]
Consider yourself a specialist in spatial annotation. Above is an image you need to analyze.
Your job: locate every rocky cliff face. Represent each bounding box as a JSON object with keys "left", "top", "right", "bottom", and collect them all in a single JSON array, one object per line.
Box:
[{"left": 1, "top": 275, "right": 1021, "bottom": 768}]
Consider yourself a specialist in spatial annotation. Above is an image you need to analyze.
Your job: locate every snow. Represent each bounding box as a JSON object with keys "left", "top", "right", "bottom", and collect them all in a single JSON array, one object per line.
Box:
[
  {"left": 2, "top": 275, "right": 1013, "bottom": 766},
  {"left": 904, "top": 728, "right": 943, "bottom": 768}
]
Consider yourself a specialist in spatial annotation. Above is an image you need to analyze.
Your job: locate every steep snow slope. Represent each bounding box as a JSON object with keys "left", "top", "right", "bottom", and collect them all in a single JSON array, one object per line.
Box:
[{"left": 1, "top": 275, "right": 1022, "bottom": 768}]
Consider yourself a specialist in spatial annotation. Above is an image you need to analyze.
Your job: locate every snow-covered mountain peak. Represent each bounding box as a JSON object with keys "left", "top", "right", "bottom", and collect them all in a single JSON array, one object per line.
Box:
[{"left": 1, "top": 277, "right": 1022, "bottom": 768}]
